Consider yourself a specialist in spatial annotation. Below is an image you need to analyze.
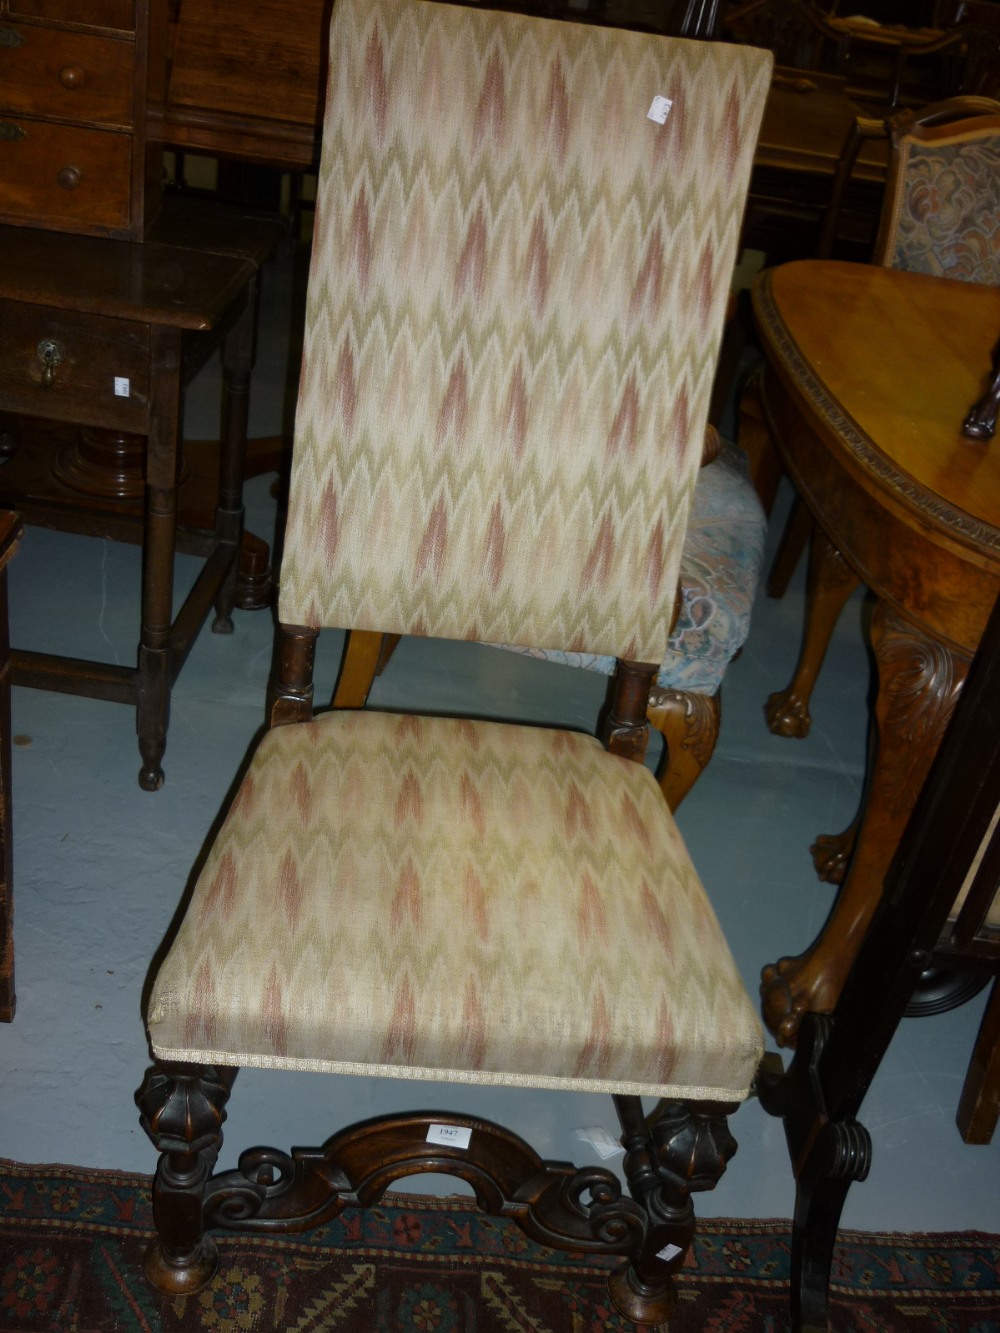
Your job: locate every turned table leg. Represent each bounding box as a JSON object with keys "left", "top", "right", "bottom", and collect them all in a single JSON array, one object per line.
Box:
[
  {"left": 761, "top": 601, "right": 969, "bottom": 1047},
  {"left": 765, "top": 526, "right": 860, "bottom": 740}
]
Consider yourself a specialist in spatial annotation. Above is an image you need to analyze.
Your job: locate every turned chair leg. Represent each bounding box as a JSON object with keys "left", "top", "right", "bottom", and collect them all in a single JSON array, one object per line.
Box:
[
  {"left": 136, "top": 1063, "right": 237, "bottom": 1294},
  {"left": 646, "top": 688, "right": 721, "bottom": 811},
  {"left": 610, "top": 1094, "right": 738, "bottom": 1326}
]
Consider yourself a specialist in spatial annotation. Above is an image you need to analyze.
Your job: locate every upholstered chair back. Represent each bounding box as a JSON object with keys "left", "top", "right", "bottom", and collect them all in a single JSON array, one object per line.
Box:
[
  {"left": 279, "top": 0, "right": 772, "bottom": 664},
  {"left": 875, "top": 112, "right": 1000, "bottom": 285}
]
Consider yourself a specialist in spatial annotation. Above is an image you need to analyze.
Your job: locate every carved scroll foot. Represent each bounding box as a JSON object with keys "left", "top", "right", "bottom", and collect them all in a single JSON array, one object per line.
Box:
[
  {"left": 765, "top": 528, "right": 860, "bottom": 740},
  {"left": 647, "top": 687, "right": 720, "bottom": 811},
  {"left": 810, "top": 818, "right": 858, "bottom": 885},
  {"left": 136, "top": 1063, "right": 237, "bottom": 1295},
  {"left": 761, "top": 604, "right": 968, "bottom": 1047}
]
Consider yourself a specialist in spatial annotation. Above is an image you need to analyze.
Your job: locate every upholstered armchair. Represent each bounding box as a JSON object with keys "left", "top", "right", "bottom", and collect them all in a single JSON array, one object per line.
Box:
[{"left": 136, "top": 0, "right": 773, "bottom": 1324}]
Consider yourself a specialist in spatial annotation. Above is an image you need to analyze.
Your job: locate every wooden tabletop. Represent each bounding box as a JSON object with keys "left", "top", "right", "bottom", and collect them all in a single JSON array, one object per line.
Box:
[
  {"left": 0, "top": 198, "right": 282, "bottom": 330},
  {"left": 754, "top": 260, "right": 1000, "bottom": 554}
]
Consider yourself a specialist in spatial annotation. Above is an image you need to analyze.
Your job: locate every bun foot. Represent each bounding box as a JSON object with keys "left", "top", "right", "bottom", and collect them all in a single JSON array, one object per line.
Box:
[
  {"left": 608, "top": 1262, "right": 673, "bottom": 1330},
  {"left": 143, "top": 1235, "right": 218, "bottom": 1295}
]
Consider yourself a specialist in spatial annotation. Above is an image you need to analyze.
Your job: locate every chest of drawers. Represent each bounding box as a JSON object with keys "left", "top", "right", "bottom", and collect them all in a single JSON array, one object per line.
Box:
[{"left": 0, "top": 0, "right": 167, "bottom": 239}]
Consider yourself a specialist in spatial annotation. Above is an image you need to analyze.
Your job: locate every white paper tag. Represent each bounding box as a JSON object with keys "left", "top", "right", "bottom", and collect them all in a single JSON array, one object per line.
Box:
[
  {"left": 574, "top": 1126, "right": 624, "bottom": 1160},
  {"left": 426, "top": 1123, "right": 472, "bottom": 1150},
  {"left": 657, "top": 1242, "right": 683, "bottom": 1262},
  {"left": 647, "top": 95, "right": 673, "bottom": 125},
  {"left": 114, "top": 377, "right": 130, "bottom": 398}
]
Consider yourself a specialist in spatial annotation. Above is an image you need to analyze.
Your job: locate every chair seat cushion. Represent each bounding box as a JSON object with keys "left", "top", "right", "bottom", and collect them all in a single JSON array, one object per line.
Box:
[
  {"left": 148, "top": 711, "right": 763, "bottom": 1101},
  {"left": 496, "top": 441, "right": 766, "bottom": 695}
]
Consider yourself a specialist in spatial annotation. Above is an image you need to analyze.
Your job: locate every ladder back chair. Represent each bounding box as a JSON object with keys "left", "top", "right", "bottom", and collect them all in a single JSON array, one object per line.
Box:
[{"left": 136, "top": 0, "right": 772, "bottom": 1323}]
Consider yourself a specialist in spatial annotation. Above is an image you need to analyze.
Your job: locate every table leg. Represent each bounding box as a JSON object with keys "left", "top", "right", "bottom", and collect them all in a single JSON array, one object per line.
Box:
[
  {"left": 137, "top": 329, "right": 182, "bottom": 792},
  {"left": 765, "top": 526, "right": 860, "bottom": 739},
  {"left": 761, "top": 601, "right": 969, "bottom": 1047}
]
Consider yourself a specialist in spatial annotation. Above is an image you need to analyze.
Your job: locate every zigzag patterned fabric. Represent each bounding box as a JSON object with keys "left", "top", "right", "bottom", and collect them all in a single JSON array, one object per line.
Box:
[
  {"left": 148, "top": 711, "right": 764, "bottom": 1099},
  {"left": 280, "top": 0, "right": 773, "bottom": 662}
]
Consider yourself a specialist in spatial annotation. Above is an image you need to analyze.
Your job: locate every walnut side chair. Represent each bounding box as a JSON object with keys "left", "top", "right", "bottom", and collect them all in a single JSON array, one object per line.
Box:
[
  {"left": 135, "top": 0, "right": 773, "bottom": 1324},
  {"left": 744, "top": 98, "right": 1000, "bottom": 775}
]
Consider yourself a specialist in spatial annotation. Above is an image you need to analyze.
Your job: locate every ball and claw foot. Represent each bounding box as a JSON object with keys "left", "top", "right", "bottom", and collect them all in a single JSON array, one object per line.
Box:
[
  {"left": 765, "top": 688, "right": 811, "bottom": 739},
  {"left": 811, "top": 829, "right": 853, "bottom": 884},
  {"left": 760, "top": 959, "right": 810, "bottom": 1048},
  {"left": 143, "top": 1235, "right": 218, "bottom": 1295}
]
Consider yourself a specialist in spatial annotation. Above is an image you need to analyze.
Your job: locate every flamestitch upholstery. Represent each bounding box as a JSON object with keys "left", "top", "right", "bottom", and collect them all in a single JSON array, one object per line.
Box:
[
  {"left": 885, "top": 126, "right": 1000, "bottom": 284},
  {"left": 147, "top": 0, "right": 771, "bottom": 1102},
  {"left": 498, "top": 439, "right": 767, "bottom": 695},
  {"left": 279, "top": 0, "right": 773, "bottom": 662},
  {"left": 147, "top": 712, "right": 764, "bottom": 1099}
]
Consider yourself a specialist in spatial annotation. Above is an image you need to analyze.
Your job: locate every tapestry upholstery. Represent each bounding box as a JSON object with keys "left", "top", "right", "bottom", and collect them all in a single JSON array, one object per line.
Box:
[
  {"left": 279, "top": 0, "right": 773, "bottom": 663},
  {"left": 147, "top": 711, "right": 764, "bottom": 1100},
  {"left": 885, "top": 125, "right": 1000, "bottom": 285},
  {"left": 497, "top": 439, "right": 767, "bottom": 695}
]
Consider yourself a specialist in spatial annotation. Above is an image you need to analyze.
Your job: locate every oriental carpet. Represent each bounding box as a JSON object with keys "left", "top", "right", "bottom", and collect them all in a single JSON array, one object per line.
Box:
[{"left": 0, "top": 1159, "right": 997, "bottom": 1331}]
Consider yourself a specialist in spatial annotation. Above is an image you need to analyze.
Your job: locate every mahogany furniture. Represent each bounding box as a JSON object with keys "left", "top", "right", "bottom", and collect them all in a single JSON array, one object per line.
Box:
[
  {"left": 760, "top": 588, "right": 1000, "bottom": 1332},
  {"left": 135, "top": 1, "right": 773, "bottom": 1324},
  {"left": 0, "top": 0, "right": 167, "bottom": 239},
  {"left": 0, "top": 200, "right": 280, "bottom": 790},
  {"left": 0, "top": 513, "right": 22, "bottom": 1023},
  {"left": 750, "top": 259, "right": 1000, "bottom": 1048}
]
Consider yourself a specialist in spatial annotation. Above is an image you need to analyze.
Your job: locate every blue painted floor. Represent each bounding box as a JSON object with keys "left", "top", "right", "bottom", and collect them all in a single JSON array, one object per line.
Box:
[{"left": 0, "top": 248, "right": 996, "bottom": 1235}]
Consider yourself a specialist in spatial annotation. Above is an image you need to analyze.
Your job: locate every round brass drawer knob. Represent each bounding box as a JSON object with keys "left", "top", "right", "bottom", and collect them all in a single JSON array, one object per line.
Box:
[
  {"left": 57, "top": 166, "right": 81, "bottom": 190},
  {"left": 59, "top": 64, "right": 86, "bottom": 89}
]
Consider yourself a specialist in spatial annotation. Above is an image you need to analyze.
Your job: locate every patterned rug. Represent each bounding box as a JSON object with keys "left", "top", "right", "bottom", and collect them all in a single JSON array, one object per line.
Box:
[{"left": 1, "top": 1159, "right": 998, "bottom": 1331}]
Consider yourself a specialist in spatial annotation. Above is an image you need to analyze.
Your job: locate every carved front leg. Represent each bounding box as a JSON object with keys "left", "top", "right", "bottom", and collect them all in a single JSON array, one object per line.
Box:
[
  {"left": 609, "top": 1095, "right": 737, "bottom": 1326},
  {"left": 766, "top": 527, "right": 860, "bottom": 739},
  {"left": 646, "top": 687, "right": 720, "bottom": 811},
  {"left": 136, "top": 1063, "right": 237, "bottom": 1294},
  {"left": 761, "top": 603, "right": 969, "bottom": 1046}
]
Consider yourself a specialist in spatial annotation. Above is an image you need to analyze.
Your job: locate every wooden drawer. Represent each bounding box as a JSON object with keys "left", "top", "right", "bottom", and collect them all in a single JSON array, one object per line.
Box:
[
  {"left": 0, "top": 25, "right": 135, "bottom": 127},
  {"left": 0, "top": 119, "right": 130, "bottom": 233},
  {"left": 5, "top": 1, "right": 135, "bottom": 31},
  {"left": 0, "top": 300, "right": 150, "bottom": 434}
]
